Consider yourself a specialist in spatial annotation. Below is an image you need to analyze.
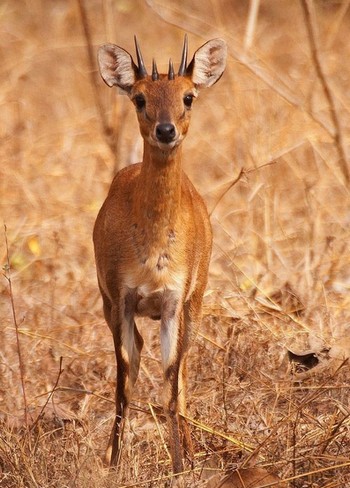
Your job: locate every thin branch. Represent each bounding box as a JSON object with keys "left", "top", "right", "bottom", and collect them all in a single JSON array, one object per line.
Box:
[
  {"left": 76, "top": 0, "right": 118, "bottom": 158},
  {"left": 31, "top": 357, "right": 64, "bottom": 431},
  {"left": 3, "top": 224, "right": 29, "bottom": 429},
  {"left": 209, "top": 168, "right": 244, "bottom": 217},
  {"left": 209, "top": 160, "right": 277, "bottom": 217},
  {"left": 300, "top": 0, "right": 350, "bottom": 185}
]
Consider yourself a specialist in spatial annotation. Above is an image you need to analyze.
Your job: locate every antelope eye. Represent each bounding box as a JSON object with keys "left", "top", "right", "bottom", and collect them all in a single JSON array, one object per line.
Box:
[
  {"left": 134, "top": 94, "right": 146, "bottom": 110},
  {"left": 183, "top": 94, "right": 194, "bottom": 108}
]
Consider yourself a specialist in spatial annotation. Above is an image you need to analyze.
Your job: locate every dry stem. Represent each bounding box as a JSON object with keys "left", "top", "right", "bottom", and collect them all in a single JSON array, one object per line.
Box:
[
  {"left": 300, "top": 0, "right": 350, "bottom": 184},
  {"left": 76, "top": 0, "right": 118, "bottom": 165},
  {"left": 3, "top": 224, "right": 29, "bottom": 430}
]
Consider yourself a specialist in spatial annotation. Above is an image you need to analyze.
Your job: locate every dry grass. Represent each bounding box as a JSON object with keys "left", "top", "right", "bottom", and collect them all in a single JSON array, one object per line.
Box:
[{"left": 1, "top": 0, "right": 350, "bottom": 486}]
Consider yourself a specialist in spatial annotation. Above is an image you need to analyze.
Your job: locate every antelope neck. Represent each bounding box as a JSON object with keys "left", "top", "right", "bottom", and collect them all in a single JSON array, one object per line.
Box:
[{"left": 135, "top": 142, "right": 183, "bottom": 239}]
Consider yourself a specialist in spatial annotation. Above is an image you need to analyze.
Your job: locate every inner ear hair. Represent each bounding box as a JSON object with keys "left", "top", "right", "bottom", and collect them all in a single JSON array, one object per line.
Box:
[
  {"left": 189, "top": 38, "right": 227, "bottom": 89},
  {"left": 98, "top": 44, "right": 137, "bottom": 92}
]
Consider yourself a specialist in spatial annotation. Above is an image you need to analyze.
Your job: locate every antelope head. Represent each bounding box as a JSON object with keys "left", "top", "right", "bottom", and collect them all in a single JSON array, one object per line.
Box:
[{"left": 97, "top": 35, "right": 227, "bottom": 150}]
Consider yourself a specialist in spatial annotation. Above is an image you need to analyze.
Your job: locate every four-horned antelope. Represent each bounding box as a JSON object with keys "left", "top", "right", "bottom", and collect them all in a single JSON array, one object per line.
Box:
[{"left": 93, "top": 35, "right": 227, "bottom": 474}]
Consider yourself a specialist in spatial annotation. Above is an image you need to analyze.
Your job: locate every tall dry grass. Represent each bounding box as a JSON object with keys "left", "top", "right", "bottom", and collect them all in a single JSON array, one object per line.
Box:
[{"left": 1, "top": 0, "right": 350, "bottom": 486}]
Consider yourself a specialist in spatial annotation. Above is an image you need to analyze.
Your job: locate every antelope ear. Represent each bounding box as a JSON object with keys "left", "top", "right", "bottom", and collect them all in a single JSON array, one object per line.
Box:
[
  {"left": 98, "top": 44, "right": 136, "bottom": 93},
  {"left": 188, "top": 38, "right": 227, "bottom": 89}
]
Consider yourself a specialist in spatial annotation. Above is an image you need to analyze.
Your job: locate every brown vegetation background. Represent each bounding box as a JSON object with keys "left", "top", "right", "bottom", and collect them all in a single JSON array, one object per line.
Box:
[{"left": 1, "top": 0, "right": 350, "bottom": 486}]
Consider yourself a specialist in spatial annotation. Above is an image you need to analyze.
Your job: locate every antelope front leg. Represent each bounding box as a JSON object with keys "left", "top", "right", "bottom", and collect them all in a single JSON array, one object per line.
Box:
[
  {"left": 178, "top": 352, "right": 193, "bottom": 464},
  {"left": 108, "top": 347, "right": 129, "bottom": 468},
  {"left": 161, "top": 291, "right": 188, "bottom": 474},
  {"left": 106, "top": 292, "right": 143, "bottom": 467}
]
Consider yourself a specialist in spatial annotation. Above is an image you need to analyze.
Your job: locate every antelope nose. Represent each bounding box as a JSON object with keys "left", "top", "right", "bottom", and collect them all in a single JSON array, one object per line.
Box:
[{"left": 156, "top": 123, "right": 176, "bottom": 143}]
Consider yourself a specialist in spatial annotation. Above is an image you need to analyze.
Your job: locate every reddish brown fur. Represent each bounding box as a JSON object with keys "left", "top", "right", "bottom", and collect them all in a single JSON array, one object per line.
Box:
[
  {"left": 94, "top": 37, "right": 226, "bottom": 474},
  {"left": 207, "top": 468, "right": 284, "bottom": 487}
]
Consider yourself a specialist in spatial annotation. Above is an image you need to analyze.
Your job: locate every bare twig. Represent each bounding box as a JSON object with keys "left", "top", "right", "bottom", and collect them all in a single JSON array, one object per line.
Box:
[
  {"left": 76, "top": 0, "right": 118, "bottom": 164},
  {"left": 209, "top": 168, "right": 244, "bottom": 217},
  {"left": 3, "top": 224, "right": 28, "bottom": 429},
  {"left": 31, "top": 357, "right": 64, "bottom": 431},
  {"left": 209, "top": 160, "right": 277, "bottom": 217},
  {"left": 319, "top": 411, "right": 350, "bottom": 455},
  {"left": 301, "top": 0, "right": 350, "bottom": 184}
]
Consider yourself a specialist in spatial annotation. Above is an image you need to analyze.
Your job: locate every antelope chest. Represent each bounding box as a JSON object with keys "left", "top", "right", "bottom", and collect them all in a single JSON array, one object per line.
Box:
[
  {"left": 125, "top": 247, "right": 185, "bottom": 297},
  {"left": 123, "top": 219, "right": 188, "bottom": 294},
  {"left": 124, "top": 248, "right": 186, "bottom": 319}
]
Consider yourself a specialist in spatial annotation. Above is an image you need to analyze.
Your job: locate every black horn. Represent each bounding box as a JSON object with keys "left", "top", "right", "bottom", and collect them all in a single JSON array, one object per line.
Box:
[
  {"left": 168, "top": 59, "right": 175, "bottom": 80},
  {"left": 134, "top": 36, "right": 147, "bottom": 78},
  {"left": 152, "top": 59, "right": 159, "bottom": 81},
  {"left": 178, "top": 34, "right": 188, "bottom": 76}
]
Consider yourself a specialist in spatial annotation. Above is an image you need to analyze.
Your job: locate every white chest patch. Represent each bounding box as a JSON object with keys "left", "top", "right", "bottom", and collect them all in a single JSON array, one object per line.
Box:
[{"left": 125, "top": 254, "right": 185, "bottom": 298}]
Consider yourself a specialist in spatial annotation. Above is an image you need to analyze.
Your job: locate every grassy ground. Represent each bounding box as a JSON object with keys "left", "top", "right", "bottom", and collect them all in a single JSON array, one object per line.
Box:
[{"left": 1, "top": 0, "right": 350, "bottom": 486}]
